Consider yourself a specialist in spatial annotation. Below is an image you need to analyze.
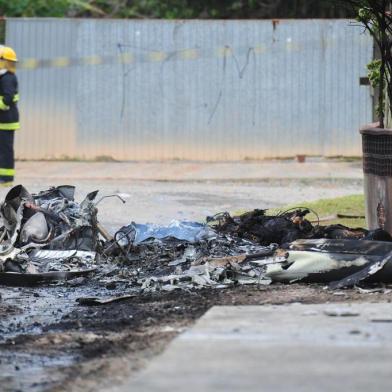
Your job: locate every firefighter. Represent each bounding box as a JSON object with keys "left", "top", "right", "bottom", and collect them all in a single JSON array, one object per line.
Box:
[{"left": 0, "top": 45, "right": 19, "bottom": 186}]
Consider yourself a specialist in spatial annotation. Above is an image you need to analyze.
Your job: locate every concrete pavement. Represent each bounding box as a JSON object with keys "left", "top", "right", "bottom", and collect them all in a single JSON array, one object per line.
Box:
[{"left": 112, "top": 303, "right": 392, "bottom": 392}]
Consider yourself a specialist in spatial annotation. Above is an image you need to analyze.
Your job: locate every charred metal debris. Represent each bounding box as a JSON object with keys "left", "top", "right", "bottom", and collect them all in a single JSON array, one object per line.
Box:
[
  {"left": 1, "top": 185, "right": 392, "bottom": 293},
  {"left": 0, "top": 185, "right": 98, "bottom": 284}
]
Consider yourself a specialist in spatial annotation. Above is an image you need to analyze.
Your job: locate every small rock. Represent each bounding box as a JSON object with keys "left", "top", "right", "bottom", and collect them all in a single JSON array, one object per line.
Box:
[
  {"left": 370, "top": 318, "right": 392, "bottom": 323},
  {"left": 67, "top": 277, "right": 86, "bottom": 287},
  {"left": 106, "top": 282, "right": 117, "bottom": 290},
  {"left": 332, "top": 292, "right": 346, "bottom": 296},
  {"left": 324, "top": 308, "right": 360, "bottom": 317}
]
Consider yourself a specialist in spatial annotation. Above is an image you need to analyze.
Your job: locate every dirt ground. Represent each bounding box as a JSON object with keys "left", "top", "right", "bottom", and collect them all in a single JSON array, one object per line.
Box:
[
  {"left": 2, "top": 283, "right": 392, "bottom": 392},
  {"left": 1, "top": 159, "right": 363, "bottom": 228},
  {"left": 0, "top": 159, "right": 373, "bottom": 392}
]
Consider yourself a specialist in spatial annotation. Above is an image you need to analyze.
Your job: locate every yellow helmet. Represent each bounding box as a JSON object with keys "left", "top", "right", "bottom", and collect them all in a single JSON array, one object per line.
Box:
[{"left": 0, "top": 46, "right": 18, "bottom": 62}]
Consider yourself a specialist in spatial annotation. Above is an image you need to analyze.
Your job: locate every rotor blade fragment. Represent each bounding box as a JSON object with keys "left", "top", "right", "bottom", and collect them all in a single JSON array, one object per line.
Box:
[
  {"left": 329, "top": 250, "right": 392, "bottom": 289},
  {"left": 0, "top": 268, "right": 96, "bottom": 286}
]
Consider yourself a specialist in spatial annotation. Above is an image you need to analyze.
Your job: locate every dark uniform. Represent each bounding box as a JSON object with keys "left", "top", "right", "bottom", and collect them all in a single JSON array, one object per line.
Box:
[{"left": 0, "top": 71, "right": 19, "bottom": 183}]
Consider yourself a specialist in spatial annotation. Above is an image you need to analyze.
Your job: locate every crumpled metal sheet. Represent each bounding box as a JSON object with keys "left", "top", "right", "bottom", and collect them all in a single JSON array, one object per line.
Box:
[
  {"left": 115, "top": 220, "right": 215, "bottom": 247},
  {"left": 28, "top": 250, "right": 96, "bottom": 261},
  {"left": 329, "top": 251, "right": 392, "bottom": 289},
  {"left": 138, "top": 243, "right": 281, "bottom": 292},
  {"left": 0, "top": 185, "right": 101, "bottom": 281},
  {"left": 20, "top": 212, "right": 49, "bottom": 244},
  {"left": 266, "top": 239, "right": 392, "bottom": 288}
]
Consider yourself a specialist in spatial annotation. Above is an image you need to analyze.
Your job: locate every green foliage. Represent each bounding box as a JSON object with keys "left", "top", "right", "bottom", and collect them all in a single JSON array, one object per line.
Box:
[
  {"left": 0, "top": 0, "right": 70, "bottom": 17},
  {"left": 357, "top": 6, "right": 372, "bottom": 23},
  {"left": 269, "top": 194, "right": 366, "bottom": 228},
  {"left": 367, "top": 59, "right": 382, "bottom": 89},
  {"left": 340, "top": 0, "right": 392, "bottom": 127},
  {"left": 367, "top": 59, "right": 385, "bottom": 119},
  {"left": 0, "top": 19, "right": 5, "bottom": 42},
  {"left": 0, "top": 0, "right": 355, "bottom": 19}
]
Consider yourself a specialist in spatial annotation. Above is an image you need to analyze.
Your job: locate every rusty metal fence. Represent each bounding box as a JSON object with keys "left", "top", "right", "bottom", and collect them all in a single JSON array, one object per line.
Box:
[{"left": 6, "top": 18, "right": 373, "bottom": 160}]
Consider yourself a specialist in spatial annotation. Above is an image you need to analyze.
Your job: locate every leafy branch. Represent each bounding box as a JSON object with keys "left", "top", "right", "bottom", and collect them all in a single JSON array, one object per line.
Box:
[{"left": 337, "top": 0, "right": 392, "bottom": 127}]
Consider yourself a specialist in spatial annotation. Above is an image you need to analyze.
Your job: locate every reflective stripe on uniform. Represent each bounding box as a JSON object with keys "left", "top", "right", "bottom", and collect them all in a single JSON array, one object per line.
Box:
[
  {"left": 0, "top": 98, "right": 9, "bottom": 111},
  {"left": 0, "top": 168, "right": 15, "bottom": 176},
  {"left": 0, "top": 94, "right": 19, "bottom": 109},
  {"left": 0, "top": 122, "right": 20, "bottom": 130}
]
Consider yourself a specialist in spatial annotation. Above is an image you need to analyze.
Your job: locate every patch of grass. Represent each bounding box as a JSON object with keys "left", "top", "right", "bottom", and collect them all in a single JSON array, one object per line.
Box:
[
  {"left": 326, "top": 156, "right": 362, "bottom": 162},
  {"left": 233, "top": 195, "right": 366, "bottom": 228},
  {"left": 269, "top": 194, "right": 366, "bottom": 228},
  {"left": 94, "top": 155, "right": 118, "bottom": 162}
]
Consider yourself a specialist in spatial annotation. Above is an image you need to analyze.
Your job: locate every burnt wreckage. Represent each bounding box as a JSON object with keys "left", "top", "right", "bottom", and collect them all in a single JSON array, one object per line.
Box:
[
  {"left": 0, "top": 185, "right": 98, "bottom": 284},
  {"left": 1, "top": 185, "right": 392, "bottom": 291}
]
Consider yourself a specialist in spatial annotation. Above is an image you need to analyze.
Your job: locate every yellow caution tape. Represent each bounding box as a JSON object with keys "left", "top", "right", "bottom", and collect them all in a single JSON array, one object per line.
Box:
[{"left": 16, "top": 43, "right": 276, "bottom": 71}]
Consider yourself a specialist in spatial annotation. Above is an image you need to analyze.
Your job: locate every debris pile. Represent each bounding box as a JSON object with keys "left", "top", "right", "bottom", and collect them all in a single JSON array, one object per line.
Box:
[
  {"left": 0, "top": 185, "right": 98, "bottom": 283},
  {"left": 268, "top": 239, "right": 392, "bottom": 289},
  {"left": 1, "top": 184, "right": 392, "bottom": 292},
  {"left": 100, "top": 219, "right": 284, "bottom": 291},
  {"left": 102, "top": 206, "right": 392, "bottom": 290},
  {"left": 208, "top": 208, "right": 392, "bottom": 244}
]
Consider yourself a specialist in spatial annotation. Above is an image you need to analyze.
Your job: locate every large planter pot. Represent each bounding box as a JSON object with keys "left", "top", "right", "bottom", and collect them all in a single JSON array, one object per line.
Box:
[{"left": 360, "top": 125, "right": 392, "bottom": 233}]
